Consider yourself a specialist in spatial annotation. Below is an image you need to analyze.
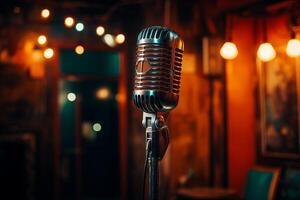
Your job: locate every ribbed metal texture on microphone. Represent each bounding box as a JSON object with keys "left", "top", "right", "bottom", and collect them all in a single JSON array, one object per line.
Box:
[{"left": 133, "top": 26, "right": 184, "bottom": 113}]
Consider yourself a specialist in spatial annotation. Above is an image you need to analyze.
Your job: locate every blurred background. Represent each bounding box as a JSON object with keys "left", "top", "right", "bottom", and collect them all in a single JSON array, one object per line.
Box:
[{"left": 0, "top": 0, "right": 300, "bottom": 200}]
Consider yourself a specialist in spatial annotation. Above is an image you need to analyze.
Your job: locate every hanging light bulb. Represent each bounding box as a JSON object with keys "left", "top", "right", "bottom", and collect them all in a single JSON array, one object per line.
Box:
[
  {"left": 286, "top": 10, "right": 300, "bottom": 57},
  {"left": 257, "top": 16, "right": 276, "bottom": 62},
  {"left": 220, "top": 42, "right": 238, "bottom": 60},
  {"left": 75, "top": 45, "right": 84, "bottom": 55},
  {"left": 43, "top": 48, "right": 54, "bottom": 59},
  {"left": 41, "top": 9, "right": 50, "bottom": 19},
  {"left": 220, "top": 15, "right": 238, "bottom": 60},
  {"left": 96, "top": 26, "right": 105, "bottom": 36},
  {"left": 103, "top": 34, "right": 116, "bottom": 47},
  {"left": 64, "top": 17, "right": 75, "bottom": 28},
  {"left": 257, "top": 42, "right": 276, "bottom": 62},
  {"left": 37, "top": 35, "right": 47, "bottom": 45},
  {"left": 115, "top": 34, "right": 125, "bottom": 44},
  {"left": 286, "top": 38, "right": 300, "bottom": 57}
]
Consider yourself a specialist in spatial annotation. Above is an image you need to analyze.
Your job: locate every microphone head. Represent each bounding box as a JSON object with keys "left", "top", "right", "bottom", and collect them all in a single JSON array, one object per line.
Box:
[{"left": 133, "top": 26, "right": 184, "bottom": 113}]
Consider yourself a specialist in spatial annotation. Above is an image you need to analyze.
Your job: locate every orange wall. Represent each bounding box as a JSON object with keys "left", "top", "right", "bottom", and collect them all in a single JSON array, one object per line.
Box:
[
  {"left": 227, "top": 16, "right": 256, "bottom": 195},
  {"left": 227, "top": 14, "right": 291, "bottom": 195}
]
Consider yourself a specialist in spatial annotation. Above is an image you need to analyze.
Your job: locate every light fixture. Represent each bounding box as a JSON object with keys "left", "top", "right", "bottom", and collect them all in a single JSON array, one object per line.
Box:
[
  {"left": 103, "top": 34, "right": 115, "bottom": 47},
  {"left": 92, "top": 123, "right": 102, "bottom": 132},
  {"left": 96, "top": 87, "right": 110, "bottom": 100},
  {"left": 286, "top": 13, "right": 300, "bottom": 57},
  {"left": 43, "top": 48, "right": 54, "bottom": 59},
  {"left": 257, "top": 43, "right": 276, "bottom": 62},
  {"left": 257, "top": 16, "right": 276, "bottom": 62},
  {"left": 64, "top": 17, "right": 75, "bottom": 28},
  {"left": 286, "top": 38, "right": 300, "bottom": 57},
  {"left": 96, "top": 26, "right": 105, "bottom": 36},
  {"left": 41, "top": 9, "right": 50, "bottom": 19},
  {"left": 75, "top": 45, "right": 84, "bottom": 55},
  {"left": 37, "top": 35, "right": 47, "bottom": 45},
  {"left": 220, "top": 42, "right": 238, "bottom": 60},
  {"left": 220, "top": 15, "right": 238, "bottom": 60},
  {"left": 115, "top": 34, "right": 126, "bottom": 44},
  {"left": 75, "top": 22, "right": 84, "bottom": 32},
  {"left": 67, "top": 92, "right": 76, "bottom": 102}
]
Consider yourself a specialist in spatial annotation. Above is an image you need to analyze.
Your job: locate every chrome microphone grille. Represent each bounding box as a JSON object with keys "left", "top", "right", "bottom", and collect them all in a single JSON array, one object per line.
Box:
[
  {"left": 135, "top": 44, "right": 172, "bottom": 93},
  {"left": 137, "top": 26, "right": 170, "bottom": 40},
  {"left": 133, "top": 26, "right": 184, "bottom": 113},
  {"left": 173, "top": 48, "right": 183, "bottom": 94}
]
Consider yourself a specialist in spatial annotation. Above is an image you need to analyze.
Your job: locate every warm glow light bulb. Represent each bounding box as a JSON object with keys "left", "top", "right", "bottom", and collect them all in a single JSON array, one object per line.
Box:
[
  {"left": 75, "top": 22, "right": 84, "bottom": 31},
  {"left": 96, "top": 87, "right": 110, "bottom": 100},
  {"left": 115, "top": 34, "right": 125, "bottom": 44},
  {"left": 37, "top": 35, "right": 47, "bottom": 45},
  {"left": 64, "top": 17, "right": 75, "bottom": 28},
  {"left": 41, "top": 9, "right": 50, "bottom": 18},
  {"left": 103, "top": 34, "right": 115, "bottom": 47},
  {"left": 257, "top": 42, "right": 276, "bottom": 62},
  {"left": 286, "top": 38, "right": 300, "bottom": 57},
  {"left": 220, "top": 42, "right": 238, "bottom": 60},
  {"left": 67, "top": 92, "right": 76, "bottom": 102},
  {"left": 43, "top": 48, "right": 54, "bottom": 59},
  {"left": 96, "top": 26, "right": 105, "bottom": 36},
  {"left": 75, "top": 45, "right": 84, "bottom": 55}
]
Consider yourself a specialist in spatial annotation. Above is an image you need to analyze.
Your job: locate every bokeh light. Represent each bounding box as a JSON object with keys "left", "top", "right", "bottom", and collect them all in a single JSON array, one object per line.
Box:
[
  {"left": 115, "top": 34, "right": 125, "bottom": 44},
  {"left": 96, "top": 26, "right": 105, "bottom": 36},
  {"left": 96, "top": 87, "right": 110, "bottom": 100},
  {"left": 75, "top": 45, "right": 84, "bottom": 55},
  {"left": 37, "top": 35, "right": 47, "bottom": 45},
  {"left": 257, "top": 42, "right": 276, "bottom": 62},
  {"left": 75, "top": 22, "right": 84, "bottom": 31},
  {"left": 43, "top": 48, "right": 54, "bottom": 59},
  {"left": 92, "top": 123, "right": 102, "bottom": 132},
  {"left": 67, "top": 92, "right": 76, "bottom": 102},
  {"left": 103, "top": 34, "right": 115, "bottom": 47},
  {"left": 220, "top": 42, "right": 238, "bottom": 60},
  {"left": 41, "top": 9, "right": 50, "bottom": 18},
  {"left": 286, "top": 38, "right": 300, "bottom": 57},
  {"left": 64, "top": 17, "right": 75, "bottom": 28}
]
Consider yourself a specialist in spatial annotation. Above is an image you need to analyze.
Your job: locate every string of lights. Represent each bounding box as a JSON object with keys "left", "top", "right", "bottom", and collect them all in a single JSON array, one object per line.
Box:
[
  {"left": 220, "top": 2, "right": 300, "bottom": 61},
  {"left": 37, "top": 7, "right": 126, "bottom": 59}
]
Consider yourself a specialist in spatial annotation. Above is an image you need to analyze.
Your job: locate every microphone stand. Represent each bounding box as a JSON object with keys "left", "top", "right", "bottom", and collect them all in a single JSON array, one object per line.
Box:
[{"left": 142, "top": 112, "right": 169, "bottom": 200}]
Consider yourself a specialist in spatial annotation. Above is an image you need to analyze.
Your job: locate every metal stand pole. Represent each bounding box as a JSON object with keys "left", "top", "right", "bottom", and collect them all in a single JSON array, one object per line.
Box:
[
  {"left": 143, "top": 112, "right": 169, "bottom": 200},
  {"left": 148, "top": 129, "right": 159, "bottom": 200}
]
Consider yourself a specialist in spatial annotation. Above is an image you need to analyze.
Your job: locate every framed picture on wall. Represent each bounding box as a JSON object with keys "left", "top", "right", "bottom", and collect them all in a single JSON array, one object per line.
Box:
[{"left": 257, "top": 52, "right": 300, "bottom": 160}]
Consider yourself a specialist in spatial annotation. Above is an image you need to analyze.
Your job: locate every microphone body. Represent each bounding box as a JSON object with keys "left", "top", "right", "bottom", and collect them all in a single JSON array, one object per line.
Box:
[
  {"left": 133, "top": 26, "right": 184, "bottom": 113},
  {"left": 133, "top": 26, "right": 184, "bottom": 200}
]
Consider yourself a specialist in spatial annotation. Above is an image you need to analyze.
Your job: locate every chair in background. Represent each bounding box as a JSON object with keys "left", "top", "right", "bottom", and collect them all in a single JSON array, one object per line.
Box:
[{"left": 244, "top": 166, "right": 281, "bottom": 200}]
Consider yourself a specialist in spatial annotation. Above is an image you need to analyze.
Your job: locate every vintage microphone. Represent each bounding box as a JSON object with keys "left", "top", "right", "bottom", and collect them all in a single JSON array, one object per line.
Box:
[{"left": 133, "top": 26, "right": 184, "bottom": 200}]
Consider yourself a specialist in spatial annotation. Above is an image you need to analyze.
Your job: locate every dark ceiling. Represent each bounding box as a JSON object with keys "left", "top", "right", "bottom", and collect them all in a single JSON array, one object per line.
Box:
[{"left": 0, "top": 0, "right": 151, "bottom": 21}]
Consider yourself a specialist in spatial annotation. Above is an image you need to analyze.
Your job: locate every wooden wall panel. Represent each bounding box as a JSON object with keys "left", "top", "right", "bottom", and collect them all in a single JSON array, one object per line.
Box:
[{"left": 167, "top": 70, "right": 211, "bottom": 197}]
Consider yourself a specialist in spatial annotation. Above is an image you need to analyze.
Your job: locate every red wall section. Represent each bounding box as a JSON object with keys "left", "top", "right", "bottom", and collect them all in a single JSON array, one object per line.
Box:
[
  {"left": 227, "top": 13, "right": 291, "bottom": 196},
  {"left": 227, "top": 17, "right": 256, "bottom": 196}
]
